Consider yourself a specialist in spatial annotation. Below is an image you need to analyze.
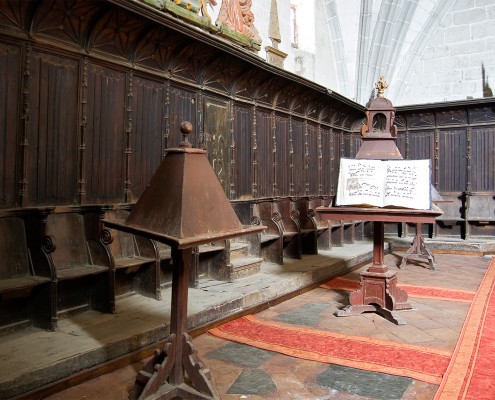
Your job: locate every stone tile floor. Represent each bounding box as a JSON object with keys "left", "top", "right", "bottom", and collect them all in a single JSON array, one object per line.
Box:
[{"left": 45, "top": 252, "right": 493, "bottom": 400}]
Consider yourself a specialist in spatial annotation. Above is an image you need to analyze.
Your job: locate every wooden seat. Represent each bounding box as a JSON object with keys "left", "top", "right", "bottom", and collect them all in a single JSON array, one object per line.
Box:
[
  {"left": 292, "top": 197, "right": 319, "bottom": 254},
  {"left": 465, "top": 192, "right": 495, "bottom": 238},
  {"left": 0, "top": 208, "right": 55, "bottom": 331},
  {"left": 252, "top": 201, "right": 285, "bottom": 264},
  {"left": 434, "top": 192, "right": 466, "bottom": 238},
  {"left": 106, "top": 209, "right": 162, "bottom": 300},
  {"left": 274, "top": 199, "right": 302, "bottom": 260},
  {"left": 46, "top": 207, "right": 113, "bottom": 317}
]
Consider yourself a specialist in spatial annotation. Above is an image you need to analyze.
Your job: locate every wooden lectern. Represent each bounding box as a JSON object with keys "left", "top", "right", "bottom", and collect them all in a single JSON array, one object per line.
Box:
[
  {"left": 104, "top": 122, "right": 263, "bottom": 399},
  {"left": 317, "top": 77, "right": 442, "bottom": 324}
]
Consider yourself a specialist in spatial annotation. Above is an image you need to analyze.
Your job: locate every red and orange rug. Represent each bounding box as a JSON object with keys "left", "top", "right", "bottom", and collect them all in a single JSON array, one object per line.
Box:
[{"left": 209, "top": 256, "right": 495, "bottom": 399}]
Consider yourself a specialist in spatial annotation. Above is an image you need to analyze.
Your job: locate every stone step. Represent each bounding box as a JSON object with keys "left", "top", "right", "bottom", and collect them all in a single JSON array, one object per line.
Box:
[
  {"left": 229, "top": 241, "right": 250, "bottom": 259},
  {"left": 229, "top": 256, "right": 263, "bottom": 280}
]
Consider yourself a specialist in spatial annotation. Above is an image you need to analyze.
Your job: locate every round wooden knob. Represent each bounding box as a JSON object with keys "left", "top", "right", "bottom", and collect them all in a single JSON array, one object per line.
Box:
[{"left": 179, "top": 121, "right": 193, "bottom": 148}]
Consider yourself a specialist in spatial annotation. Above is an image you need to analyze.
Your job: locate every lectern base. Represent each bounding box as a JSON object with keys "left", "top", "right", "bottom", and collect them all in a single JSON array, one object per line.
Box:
[
  {"left": 400, "top": 224, "right": 436, "bottom": 270},
  {"left": 335, "top": 270, "right": 412, "bottom": 325},
  {"left": 135, "top": 333, "right": 218, "bottom": 400}
]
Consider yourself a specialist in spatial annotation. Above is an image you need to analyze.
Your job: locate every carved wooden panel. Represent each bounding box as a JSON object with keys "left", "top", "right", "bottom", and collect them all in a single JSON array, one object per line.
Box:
[
  {"left": 291, "top": 118, "right": 305, "bottom": 196},
  {"left": 396, "top": 133, "right": 407, "bottom": 158},
  {"left": 27, "top": 50, "right": 79, "bottom": 205},
  {"left": 468, "top": 106, "right": 495, "bottom": 124},
  {"left": 203, "top": 55, "right": 243, "bottom": 95},
  {"left": 204, "top": 97, "right": 231, "bottom": 196},
  {"left": 89, "top": 8, "right": 146, "bottom": 61},
  {"left": 274, "top": 114, "right": 290, "bottom": 196},
  {"left": 307, "top": 123, "right": 318, "bottom": 195},
  {"left": 168, "top": 85, "right": 197, "bottom": 148},
  {"left": 321, "top": 126, "right": 333, "bottom": 195},
  {"left": 134, "top": 28, "right": 184, "bottom": 73},
  {"left": 129, "top": 75, "right": 167, "bottom": 200},
  {"left": 169, "top": 41, "right": 216, "bottom": 85},
  {"left": 0, "top": 0, "right": 33, "bottom": 34},
  {"left": 407, "top": 130, "right": 435, "bottom": 160},
  {"left": 471, "top": 128, "right": 495, "bottom": 191},
  {"left": 255, "top": 110, "right": 273, "bottom": 198},
  {"left": 438, "top": 129, "right": 467, "bottom": 191},
  {"left": 233, "top": 105, "right": 253, "bottom": 198},
  {"left": 406, "top": 112, "right": 435, "bottom": 128},
  {"left": 85, "top": 63, "right": 126, "bottom": 203},
  {"left": 0, "top": 41, "right": 21, "bottom": 208},
  {"left": 31, "top": 0, "right": 103, "bottom": 50},
  {"left": 437, "top": 109, "right": 467, "bottom": 126}
]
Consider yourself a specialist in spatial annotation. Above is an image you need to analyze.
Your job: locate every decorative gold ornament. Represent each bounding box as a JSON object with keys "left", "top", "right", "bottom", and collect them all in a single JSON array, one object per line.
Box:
[{"left": 375, "top": 76, "right": 389, "bottom": 98}]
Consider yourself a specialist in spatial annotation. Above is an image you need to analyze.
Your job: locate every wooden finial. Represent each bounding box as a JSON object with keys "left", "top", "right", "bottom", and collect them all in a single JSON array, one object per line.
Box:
[{"left": 180, "top": 121, "right": 193, "bottom": 148}]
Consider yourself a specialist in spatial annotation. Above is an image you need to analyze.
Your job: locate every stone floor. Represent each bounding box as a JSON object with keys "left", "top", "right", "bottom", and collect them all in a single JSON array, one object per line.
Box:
[{"left": 41, "top": 251, "right": 493, "bottom": 400}]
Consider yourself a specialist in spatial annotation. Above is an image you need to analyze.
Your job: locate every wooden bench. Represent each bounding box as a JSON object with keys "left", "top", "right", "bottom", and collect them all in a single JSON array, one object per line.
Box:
[
  {"left": 252, "top": 200, "right": 285, "bottom": 264},
  {"left": 465, "top": 191, "right": 495, "bottom": 238},
  {"left": 309, "top": 197, "right": 338, "bottom": 250},
  {"left": 274, "top": 199, "right": 302, "bottom": 260},
  {"left": 0, "top": 208, "right": 56, "bottom": 332},
  {"left": 46, "top": 206, "right": 113, "bottom": 317},
  {"left": 105, "top": 209, "right": 162, "bottom": 300},
  {"left": 434, "top": 192, "right": 466, "bottom": 238},
  {"left": 292, "top": 197, "right": 319, "bottom": 254}
]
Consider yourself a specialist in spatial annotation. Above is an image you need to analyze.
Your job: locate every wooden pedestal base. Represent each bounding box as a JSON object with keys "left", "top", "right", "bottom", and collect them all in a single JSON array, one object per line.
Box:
[
  {"left": 134, "top": 247, "right": 219, "bottom": 400},
  {"left": 400, "top": 223, "right": 436, "bottom": 270},
  {"left": 335, "top": 221, "right": 412, "bottom": 325},
  {"left": 316, "top": 206, "right": 443, "bottom": 325},
  {"left": 335, "top": 270, "right": 412, "bottom": 325},
  {"left": 136, "top": 333, "right": 217, "bottom": 400}
]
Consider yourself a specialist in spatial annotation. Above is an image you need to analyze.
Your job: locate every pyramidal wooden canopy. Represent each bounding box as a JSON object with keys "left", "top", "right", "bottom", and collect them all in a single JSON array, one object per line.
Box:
[{"left": 104, "top": 121, "right": 263, "bottom": 248}]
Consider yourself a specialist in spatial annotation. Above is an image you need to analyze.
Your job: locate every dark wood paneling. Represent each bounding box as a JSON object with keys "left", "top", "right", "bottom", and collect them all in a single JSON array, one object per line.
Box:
[
  {"left": 407, "top": 130, "right": 435, "bottom": 160},
  {"left": 307, "top": 123, "right": 318, "bottom": 195},
  {"left": 168, "top": 85, "right": 197, "bottom": 148},
  {"left": 129, "top": 75, "right": 166, "bottom": 200},
  {"left": 28, "top": 50, "right": 79, "bottom": 205},
  {"left": 470, "top": 128, "right": 495, "bottom": 191},
  {"left": 275, "top": 114, "right": 290, "bottom": 196},
  {"left": 255, "top": 110, "right": 273, "bottom": 198},
  {"left": 204, "top": 97, "right": 231, "bottom": 197},
  {"left": 85, "top": 63, "right": 126, "bottom": 203},
  {"left": 291, "top": 118, "right": 304, "bottom": 196},
  {"left": 0, "top": 41, "right": 21, "bottom": 208},
  {"left": 438, "top": 129, "right": 467, "bottom": 191},
  {"left": 233, "top": 105, "right": 253, "bottom": 198}
]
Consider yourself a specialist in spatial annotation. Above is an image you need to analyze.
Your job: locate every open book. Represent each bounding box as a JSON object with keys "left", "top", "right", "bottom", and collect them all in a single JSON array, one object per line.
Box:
[{"left": 335, "top": 158, "right": 431, "bottom": 210}]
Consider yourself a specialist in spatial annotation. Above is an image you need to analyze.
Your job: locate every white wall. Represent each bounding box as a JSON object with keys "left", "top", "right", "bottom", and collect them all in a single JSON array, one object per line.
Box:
[{"left": 203, "top": 0, "right": 495, "bottom": 106}]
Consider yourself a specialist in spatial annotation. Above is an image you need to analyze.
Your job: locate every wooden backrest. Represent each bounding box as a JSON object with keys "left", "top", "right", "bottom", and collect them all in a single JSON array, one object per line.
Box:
[
  {"left": 437, "top": 193, "right": 465, "bottom": 220},
  {"left": 105, "top": 210, "right": 137, "bottom": 259},
  {"left": 466, "top": 192, "right": 495, "bottom": 221},
  {"left": 47, "top": 213, "right": 89, "bottom": 270},
  {"left": 275, "top": 199, "right": 299, "bottom": 232},
  {"left": 0, "top": 216, "right": 30, "bottom": 279}
]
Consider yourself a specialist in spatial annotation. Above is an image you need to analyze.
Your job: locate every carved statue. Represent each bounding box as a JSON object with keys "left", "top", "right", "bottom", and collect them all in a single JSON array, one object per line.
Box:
[{"left": 216, "top": 0, "right": 261, "bottom": 42}]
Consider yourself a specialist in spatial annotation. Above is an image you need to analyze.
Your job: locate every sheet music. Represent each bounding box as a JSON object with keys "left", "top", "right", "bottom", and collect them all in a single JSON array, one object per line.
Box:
[{"left": 336, "top": 158, "right": 431, "bottom": 209}]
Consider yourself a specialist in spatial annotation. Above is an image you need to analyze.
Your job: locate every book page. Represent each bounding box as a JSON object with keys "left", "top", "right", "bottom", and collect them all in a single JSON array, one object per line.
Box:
[
  {"left": 383, "top": 159, "right": 431, "bottom": 209},
  {"left": 335, "top": 158, "right": 432, "bottom": 209},
  {"left": 336, "top": 158, "right": 385, "bottom": 207}
]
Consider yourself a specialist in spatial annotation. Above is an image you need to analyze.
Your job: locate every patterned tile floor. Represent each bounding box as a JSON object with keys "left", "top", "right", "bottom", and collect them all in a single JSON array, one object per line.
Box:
[{"left": 45, "top": 252, "right": 493, "bottom": 400}]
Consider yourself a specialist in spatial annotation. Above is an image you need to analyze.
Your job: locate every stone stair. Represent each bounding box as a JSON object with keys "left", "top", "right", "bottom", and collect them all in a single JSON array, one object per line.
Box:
[{"left": 227, "top": 241, "right": 263, "bottom": 281}]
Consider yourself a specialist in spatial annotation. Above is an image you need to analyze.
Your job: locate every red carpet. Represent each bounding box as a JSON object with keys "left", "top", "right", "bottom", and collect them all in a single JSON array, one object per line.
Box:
[
  {"left": 321, "top": 277, "right": 476, "bottom": 302},
  {"left": 209, "top": 256, "right": 495, "bottom": 392},
  {"left": 435, "top": 256, "right": 495, "bottom": 399},
  {"left": 209, "top": 314, "right": 451, "bottom": 384}
]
